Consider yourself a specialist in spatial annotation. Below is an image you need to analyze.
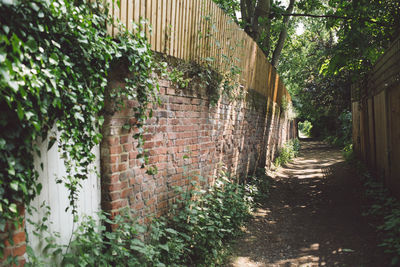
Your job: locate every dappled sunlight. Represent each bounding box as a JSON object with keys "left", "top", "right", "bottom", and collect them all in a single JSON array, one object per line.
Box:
[{"left": 229, "top": 140, "right": 388, "bottom": 266}]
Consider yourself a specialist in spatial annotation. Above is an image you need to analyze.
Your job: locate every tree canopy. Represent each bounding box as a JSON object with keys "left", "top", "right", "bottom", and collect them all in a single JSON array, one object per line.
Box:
[{"left": 213, "top": 0, "right": 400, "bottom": 142}]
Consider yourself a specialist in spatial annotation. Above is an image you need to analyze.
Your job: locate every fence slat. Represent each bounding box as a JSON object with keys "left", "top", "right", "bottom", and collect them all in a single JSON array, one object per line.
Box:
[{"left": 106, "top": 0, "right": 292, "bottom": 101}]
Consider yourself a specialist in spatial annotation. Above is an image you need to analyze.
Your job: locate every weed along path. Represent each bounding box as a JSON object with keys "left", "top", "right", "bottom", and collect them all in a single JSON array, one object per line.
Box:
[{"left": 229, "top": 140, "right": 390, "bottom": 267}]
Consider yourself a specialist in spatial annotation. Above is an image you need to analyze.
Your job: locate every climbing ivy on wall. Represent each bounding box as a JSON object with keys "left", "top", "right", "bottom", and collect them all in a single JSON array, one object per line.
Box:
[{"left": 0, "top": 0, "right": 161, "bottom": 241}]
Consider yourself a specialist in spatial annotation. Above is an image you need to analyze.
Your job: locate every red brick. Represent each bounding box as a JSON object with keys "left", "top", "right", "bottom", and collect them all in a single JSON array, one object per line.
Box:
[
  {"left": 108, "top": 183, "right": 123, "bottom": 192},
  {"left": 101, "top": 77, "right": 296, "bottom": 222},
  {"left": 12, "top": 244, "right": 26, "bottom": 257},
  {"left": 121, "top": 188, "right": 132, "bottom": 198},
  {"left": 118, "top": 163, "right": 127, "bottom": 172},
  {"left": 109, "top": 199, "right": 128, "bottom": 210},
  {"left": 123, "top": 143, "right": 133, "bottom": 152},
  {"left": 120, "top": 153, "right": 128, "bottom": 162},
  {"left": 109, "top": 191, "right": 121, "bottom": 201},
  {"left": 110, "top": 155, "right": 118, "bottom": 164},
  {"left": 110, "top": 174, "right": 120, "bottom": 183},
  {"left": 120, "top": 135, "right": 130, "bottom": 144},
  {"left": 143, "top": 142, "right": 154, "bottom": 149},
  {"left": 166, "top": 88, "right": 175, "bottom": 95},
  {"left": 12, "top": 231, "right": 25, "bottom": 245},
  {"left": 107, "top": 137, "right": 120, "bottom": 146},
  {"left": 110, "top": 145, "right": 122, "bottom": 155},
  {"left": 129, "top": 151, "right": 138, "bottom": 159}
]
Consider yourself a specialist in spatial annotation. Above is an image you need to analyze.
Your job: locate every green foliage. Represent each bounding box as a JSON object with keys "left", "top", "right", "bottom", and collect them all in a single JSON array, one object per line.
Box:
[
  {"left": 360, "top": 170, "right": 400, "bottom": 266},
  {"left": 165, "top": 12, "right": 244, "bottom": 107},
  {"left": 0, "top": 0, "right": 161, "bottom": 236},
  {"left": 274, "top": 138, "right": 300, "bottom": 167},
  {"left": 246, "top": 168, "right": 273, "bottom": 203},
  {"left": 166, "top": 170, "right": 253, "bottom": 265},
  {"left": 324, "top": 111, "right": 352, "bottom": 147},
  {"left": 323, "top": 0, "right": 399, "bottom": 76},
  {"left": 167, "top": 68, "right": 191, "bottom": 89},
  {"left": 342, "top": 143, "right": 354, "bottom": 162},
  {"left": 212, "top": 0, "right": 240, "bottom": 23},
  {"left": 298, "top": 120, "right": 313, "bottom": 137},
  {"left": 278, "top": 0, "right": 399, "bottom": 141},
  {"left": 200, "top": 14, "right": 244, "bottom": 106},
  {"left": 26, "top": 169, "right": 258, "bottom": 266}
]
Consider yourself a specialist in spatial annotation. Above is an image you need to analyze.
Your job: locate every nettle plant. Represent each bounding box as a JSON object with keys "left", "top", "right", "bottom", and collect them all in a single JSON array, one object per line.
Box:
[{"left": 0, "top": 0, "right": 162, "bottom": 249}]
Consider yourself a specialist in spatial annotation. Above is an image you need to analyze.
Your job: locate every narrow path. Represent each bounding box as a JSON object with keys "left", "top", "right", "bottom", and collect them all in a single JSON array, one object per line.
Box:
[{"left": 229, "top": 140, "right": 390, "bottom": 267}]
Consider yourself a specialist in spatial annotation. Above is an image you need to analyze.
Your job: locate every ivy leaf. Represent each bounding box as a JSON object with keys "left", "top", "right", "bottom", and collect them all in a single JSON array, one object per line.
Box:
[
  {"left": 48, "top": 136, "right": 57, "bottom": 151},
  {"left": 158, "top": 243, "right": 169, "bottom": 252},
  {"left": 9, "top": 203, "right": 17, "bottom": 214},
  {"left": 8, "top": 167, "right": 15, "bottom": 176},
  {"left": 0, "top": 52, "right": 5, "bottom": 63},
  {"left": 10, "top": 181, "right": 18, "bottom": 191},
  {"left": 16, "top": 102, "right": 24, "bottom": 120},
  {"left": 26, "top": 37, "right": 38, "bottom": 52},
  {"left": 74, "top": 113, "right": 84, "bottom": 122}
]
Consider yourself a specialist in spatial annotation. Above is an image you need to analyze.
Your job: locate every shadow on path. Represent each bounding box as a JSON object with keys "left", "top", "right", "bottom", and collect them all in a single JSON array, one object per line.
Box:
[{"left": 229, "top": 140, "right": 390, "bottom": 267}]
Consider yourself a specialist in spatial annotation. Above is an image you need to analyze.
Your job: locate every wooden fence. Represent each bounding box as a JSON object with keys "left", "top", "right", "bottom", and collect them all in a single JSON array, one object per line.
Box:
[
  {"left": 26, "top": 128, "right": 101, "bottom": 260},
  {"left": 106, "top": 0, "right": 290, "bottom": 105},
  {"left": 352, "top": 36, "right": 400, "bottom": 197}
]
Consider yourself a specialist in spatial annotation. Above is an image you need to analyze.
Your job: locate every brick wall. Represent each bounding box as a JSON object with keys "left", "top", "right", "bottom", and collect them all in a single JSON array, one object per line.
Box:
[
  {"left": 101, "top": 76, "right": 296, "bottom": 219},
  {"left": 1, "top": 206, "right": 26, "bottom": 266}
]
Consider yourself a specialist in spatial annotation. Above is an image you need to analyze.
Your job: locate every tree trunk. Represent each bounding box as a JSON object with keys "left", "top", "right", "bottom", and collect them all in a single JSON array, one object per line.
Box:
[
  {"left": 252, "top": 0, "right": 271, "bottom": 41},
  {"left": 240, "top": 0, "right": 255, "bottom": 36},
  {"left": 271, "top": 0, "right": 295, "bottom": 67},
  {"left": 261, "top": 20, "right": 272, "bottom": 58}
]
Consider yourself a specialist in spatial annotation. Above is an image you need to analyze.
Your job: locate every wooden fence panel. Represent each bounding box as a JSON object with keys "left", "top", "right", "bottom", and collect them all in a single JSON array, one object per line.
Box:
[
  {"left": 367, "top": 97, "right": 376, "bottom": 170},
  {"left": 104, "top": 0, "right": 290, "bottom": 102},
  {"left": 26, "top": 128, "right": 101, "bottom": 261},
  {"left": 388, "top": 84, "right": 400, "bottom": 194},
  {"left": 352, "top": 101, "right": 360, "bottom": 153},
  {"left": 373, "top": 90, "right": 389, "bottom": 178},
  {"left": 352, "top": 36, "right": 400, "bottom": 197}
]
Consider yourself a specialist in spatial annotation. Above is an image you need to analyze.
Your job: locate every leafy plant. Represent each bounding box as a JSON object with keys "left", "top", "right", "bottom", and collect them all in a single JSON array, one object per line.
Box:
[
  {"left": 166, "top": 170, "right": 253, "bottom": 265},
  {"left": 25, "top": 168, "right": 260, "bottom": 266},
  {"left": 358, "top": 164, "right": 400, "bottom": 266},
  {"left": 274, "top": 138, "right": 300, "bottom": 167},
  {"left": 246, "top": 168, "right": 273, "bottom": 203},
  {"left": 0, "top": 0, "right": 162, "bottom": 239}
]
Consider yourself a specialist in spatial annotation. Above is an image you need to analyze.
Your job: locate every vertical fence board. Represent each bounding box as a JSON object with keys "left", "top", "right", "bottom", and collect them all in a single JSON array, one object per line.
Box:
[
  {"left": 177, "top": 0, "right": 183, "bottom": 59},
  {"left": 106, "top": 0, "right": 293, "bottom": 109},
  {"left": 133, "top": 0, "right": 140, "bottom": 24},
  {"left": 26, "top": 130, "right": 101, "bottom": 262},
  {"left": 388, "top": 85, "right": 400, "bottom": 193},
  {"left": 120, "top": 0, "right": 128, "bottom": 27},
  {"left": 150, "top": 0, "right": 156, "bottom": 50},
  {"left": 145, "top": 0, "right": 151, "bottom": 39},
  {"left": 127, "top": 0, "right": 134, "bottom": 31},
  {"left": 352, "top": 36, "right": 400, "bottom": 197}
]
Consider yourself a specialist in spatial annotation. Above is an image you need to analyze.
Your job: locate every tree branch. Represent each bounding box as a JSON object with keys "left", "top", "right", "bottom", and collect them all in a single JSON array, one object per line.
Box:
[{"left": 274, "top": 12, "right": 387, "bottom": 26}]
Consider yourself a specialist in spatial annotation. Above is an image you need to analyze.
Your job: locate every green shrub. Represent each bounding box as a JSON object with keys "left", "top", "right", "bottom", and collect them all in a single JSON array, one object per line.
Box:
[
  {"left": 342, "top": 143, "right": 354, "bottom": 162},
  {"left": 246, "top": 168, "right": 273, "bottom": 203},
  {"left": 324, "top": 111, "right": 352, "bottom": 148},
  {"left": 360, "top": 168, "right": 400, "bottom": 266},
  {"left": 274, "top": 138, "right": 300, "bottom": 167},
  {"left": 27, "top": 169, "right": 259, "bottom": 266},
  {"left": 167, "top": 171, "right": 253, "bottom": 265}
]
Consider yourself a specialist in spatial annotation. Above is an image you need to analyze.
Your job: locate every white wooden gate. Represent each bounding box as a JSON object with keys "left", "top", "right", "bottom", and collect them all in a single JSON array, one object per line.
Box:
[{"left": 25, "top": 128, "right": 101, "bottom": 260}]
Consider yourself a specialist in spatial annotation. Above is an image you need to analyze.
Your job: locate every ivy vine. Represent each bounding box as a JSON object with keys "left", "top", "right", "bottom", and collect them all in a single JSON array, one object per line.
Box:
[{"left": 0, "top": 0, "right": 161, "bottom": 244}]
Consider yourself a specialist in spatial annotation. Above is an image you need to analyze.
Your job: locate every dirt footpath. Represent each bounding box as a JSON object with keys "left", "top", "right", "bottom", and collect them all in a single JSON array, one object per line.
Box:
[{"left": 229, "top": 140, "right": 390, "bottom": 267}]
